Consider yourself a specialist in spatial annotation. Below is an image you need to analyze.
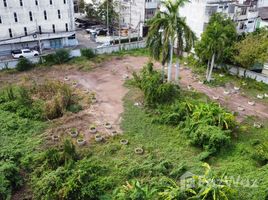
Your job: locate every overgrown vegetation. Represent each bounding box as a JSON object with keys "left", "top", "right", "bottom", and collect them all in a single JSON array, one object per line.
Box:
[
  {"left": 16, "top": 58, "right": 35, "bottom": 71},
  {"left": 42, "top": 49, "right": 70, "bottom": 66}
]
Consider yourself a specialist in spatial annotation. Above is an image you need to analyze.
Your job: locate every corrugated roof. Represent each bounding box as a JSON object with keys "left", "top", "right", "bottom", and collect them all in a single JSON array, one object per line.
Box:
[{"left": 259, "top": 7, "right": 268, "bottom": 20}]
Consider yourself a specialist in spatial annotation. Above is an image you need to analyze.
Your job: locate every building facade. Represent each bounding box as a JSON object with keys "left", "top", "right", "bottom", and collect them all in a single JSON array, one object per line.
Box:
[
  {"left": 179, "top": 0, "right": 260, "bottom": 38},
  {"left": 0, "top": 0, "right": 77, "bottom": 56}
]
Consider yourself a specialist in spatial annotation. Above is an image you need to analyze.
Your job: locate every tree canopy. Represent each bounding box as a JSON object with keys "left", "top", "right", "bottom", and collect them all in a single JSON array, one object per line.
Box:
[{"left": 233, "top": 28, "right": 268, "bottom": 70}]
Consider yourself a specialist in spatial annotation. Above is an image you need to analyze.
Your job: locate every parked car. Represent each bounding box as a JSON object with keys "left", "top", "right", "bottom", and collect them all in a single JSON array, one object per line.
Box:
[
  {"left": 97, "top": 42, "right": 111, "bottom": 48},
  {"left": 12, "top": 49, "right": 39, "bottom": 59}
]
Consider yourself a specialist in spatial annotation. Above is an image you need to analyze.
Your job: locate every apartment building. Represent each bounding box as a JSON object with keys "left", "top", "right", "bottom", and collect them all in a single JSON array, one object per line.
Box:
[
  {"left": 179, "top": 0, "right": 259, "bottom": 38},
  {"left": 0, "top": 0, "right": 77, "bottom": 56},
  {"left": 257, "top": 0, "right": 268, "bottom": 28}
]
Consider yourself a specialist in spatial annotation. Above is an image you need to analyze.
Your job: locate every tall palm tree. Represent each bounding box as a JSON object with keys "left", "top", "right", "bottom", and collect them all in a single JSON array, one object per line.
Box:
[{"left": 147, "top": 0, "right": 195, "bottom": 83}]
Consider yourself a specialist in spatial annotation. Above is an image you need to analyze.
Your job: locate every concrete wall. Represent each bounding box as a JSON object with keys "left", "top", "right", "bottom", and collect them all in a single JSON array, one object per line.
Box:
[{"left": 0, "top": 41, "right": 146, "bottom": 70}]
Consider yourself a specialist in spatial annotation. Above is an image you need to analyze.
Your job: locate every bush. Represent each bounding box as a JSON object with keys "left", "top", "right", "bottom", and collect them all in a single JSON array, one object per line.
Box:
[
  {"left": 133, "top": 63, "right": 179, "bottom": 107},
  {"left": 67, "top": 104, "right": 82, "bottom": 113},
  {"left": 43, "top": 49, "right": 70, "bottom": 65},
  {"left": 187, "top": 123, "right": 231, "bottom": 153},
  {"left": 252, "top": 141, "right": 268, "bottom": 165},
  {"left": 16, "top": 58, "right": 35, "bottom": 71},
  {"left": 81, "top": 48, "right": 95, "bottom": 59},
  {"left": 0, "top": 161, "right": 22, "bottom": 200}
]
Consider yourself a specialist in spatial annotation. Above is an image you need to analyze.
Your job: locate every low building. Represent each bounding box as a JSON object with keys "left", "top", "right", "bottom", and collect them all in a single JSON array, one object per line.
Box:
[{"left": 0, "top": 0, "right": 77, "bottom": 56}]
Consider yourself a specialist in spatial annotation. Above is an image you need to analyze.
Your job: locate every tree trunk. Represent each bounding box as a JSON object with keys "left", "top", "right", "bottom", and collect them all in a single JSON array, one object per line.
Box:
[
  {"left": 167, "top": 38, "right": 173, "bottom": 82},
  {"left": 206, "top": 60, "right": 210, "bottom": 80},
  {"left": 161, "top": 64, "right": 165, "bottom": 82},
  {"left": 175, "top": 57, "right": 179, "bottom": 84},
  {"left": 207, "top": 53, "right": 215, "bottom": 82}
]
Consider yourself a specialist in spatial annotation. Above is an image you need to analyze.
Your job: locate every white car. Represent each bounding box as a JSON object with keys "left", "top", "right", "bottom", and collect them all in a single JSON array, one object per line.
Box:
[
  {"left": 12, "top": 49, "right": 39, "bottom": 59},
  {"left": 97, "top": 42, "right": 111, "bottom": 48}
]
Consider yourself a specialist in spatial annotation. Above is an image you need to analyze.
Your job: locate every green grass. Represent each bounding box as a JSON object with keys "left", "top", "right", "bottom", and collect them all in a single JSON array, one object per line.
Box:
[{"left": 84, "top": 87, "right": 268, "bottom": 199}]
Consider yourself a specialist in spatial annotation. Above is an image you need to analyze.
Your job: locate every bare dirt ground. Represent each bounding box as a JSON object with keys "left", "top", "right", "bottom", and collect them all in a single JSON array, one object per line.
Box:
[{"left": 2, "top": 56, "right": 268, "bottom": 146}]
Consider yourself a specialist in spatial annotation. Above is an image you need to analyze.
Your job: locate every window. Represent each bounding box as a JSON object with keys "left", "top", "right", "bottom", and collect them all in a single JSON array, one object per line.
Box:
[
  {"left": 63, "top": 0, "right": 66, "bottom": 4},
  {"left": 3, "top": 0, "right": 7, "bottom": 7},
  {"left": 44, "top": 10, "right": 47, "bottom": 20},
  {"left": 29, "top": 11, "right": 33, "bottom": 21},
  {"left": 35, "top": 0, "right": 38, "bottom": 5},
  {"left": 24, "top": 27, "right": 27, "bottom": 36},
  {"left": 20, "top": 0, "right": 23, "bottom": 6},
  {"left": 9, "top": 28, "right": 12, "bottom": 38},
  {"left": 50, "top": 0, "right": 52, "bottom": 5},
  {"left": 58, "top": 10, "right": 61, "bottom": 19},
  {"left": 39, "top": 26, "right": 42, "bottom": 34},
  {"left": 0, "top": 16, "right": 2, "bottom": 24},
  {"left": 65, "top": 23, "right": 68, "bottom": 32},
  {"left": 52, "top": 24, "right": 55, "bottom": 33},
  {"left": 14, "top": 12, "right": 18, "bottom": 22}
]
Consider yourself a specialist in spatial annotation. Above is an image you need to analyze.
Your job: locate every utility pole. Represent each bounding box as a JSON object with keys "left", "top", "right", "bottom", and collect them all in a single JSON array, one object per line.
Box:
[
  {"left": 128, "top": 0, "right": 131, "bottom": 43},
  {"left": 107, "top": 0, "right": 110, "bottom": 36},
  {"left": 118, "top": 1, "right": 121, "bottom": 50}
]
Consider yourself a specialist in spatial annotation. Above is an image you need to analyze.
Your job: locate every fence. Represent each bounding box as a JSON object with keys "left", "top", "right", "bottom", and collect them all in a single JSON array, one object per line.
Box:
[{"left": 0, "top": 41, "right": 146, "bottom": 70}]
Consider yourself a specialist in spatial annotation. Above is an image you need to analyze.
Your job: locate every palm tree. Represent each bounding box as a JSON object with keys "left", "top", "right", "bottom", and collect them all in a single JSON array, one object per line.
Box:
[{"left": 147, "top": 0, "right": 195, "bottom": 83}]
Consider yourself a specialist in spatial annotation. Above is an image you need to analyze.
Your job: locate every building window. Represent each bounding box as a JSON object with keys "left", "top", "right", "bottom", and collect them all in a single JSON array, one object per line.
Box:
[
  {"left": 63, "top": 0, "right": 66, "bottom": 4},
  {"left": 35, "top": 0, "right": 38, "bottom": 5},
  {"left": 52, "top": 24, "right": 55, "bottom": 33},
  {"left": 50, "top": 0, "right": 52, "bottom": 5},
  {"left": 65, "top": 23, "right": 68, "bottom": 32},
  {"left": 58, "top": 10, "right": 61, "bottom": 19},
  {"left": 24, "top": 27, "right": 27, "bottom": 36},
  {"left": 14, "top": 12, "right": 18, "bottom": 22},
  {"left": 44, "top": 10, "right": 47, "bottom": 20},
  {"left": 39, "top": 26, "right": 42, "bottom": 34},
  {"left": 0, "top": 16, "right": 2, "bottom": 24},
  {"left": 29, "top": 11, "right": 33, "bottom": 21},
  {"left": 20, "top": 0, "right": 23, "bottom": 6},
  {"left": 3, "top": 0, "right": 7, "bottom": 7},
  {"left": 9, "top": 28, "right": 13, "bottom": 38}
]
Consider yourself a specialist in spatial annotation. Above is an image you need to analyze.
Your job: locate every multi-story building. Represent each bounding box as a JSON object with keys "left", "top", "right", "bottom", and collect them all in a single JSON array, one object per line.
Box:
[
  {"left": 257, "top": 0, "right": 268, "bottom": 28},
  {"left": 119, "top": 0, "right": 159, "bottom": 36},
  {"left": 179, "top": 0, "right": 259, "bottom": 38},
  {"left": 0, "top": 0, "right": 77, "bottom": 56}
]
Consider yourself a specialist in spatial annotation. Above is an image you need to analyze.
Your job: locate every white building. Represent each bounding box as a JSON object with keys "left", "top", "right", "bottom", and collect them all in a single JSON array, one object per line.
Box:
[
  {"left": 179, "top": 0, "right": 259, "bottom": 38},
  {"left": 256, "top": 0, "right": 268, "bottom": 28},
  {"left": 0, "top": 0, "right": 77, "bottom": 56},
  {"left": 119, "top": 0, "right": 160, "bottom": 36}
]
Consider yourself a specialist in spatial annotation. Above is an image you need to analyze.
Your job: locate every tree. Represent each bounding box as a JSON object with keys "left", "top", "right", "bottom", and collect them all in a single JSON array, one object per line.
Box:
[
  {"left": 147, "top": 0, "right": 195, "bottom": 83},
  {"left": 234, "top": 28, "right": 268, "bottom": 77},
  {"left": 195, "top": 13, "right": 237, "bottom": 82},
  {"left": 79, "top": 0, "right": 85, "bottom": 13}
]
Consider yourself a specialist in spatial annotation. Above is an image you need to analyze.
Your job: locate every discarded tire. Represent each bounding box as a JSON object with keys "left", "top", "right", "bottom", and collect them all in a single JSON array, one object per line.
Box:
[
  {"left": 77, "top": 139, "right": 86, "bottom": 146},
  {"left": 52, "top": 135, "right": 59, "bottom": 141},
  {"left": 237, "top": 106, "right": 245, "bottom": 111},
  {"left": 91, "top": 97, "right": 97, "bottom": 103},
  {"left": 69, "top": 129, "right": 78, "bottom": 138},
  {"left": 89, "top": 127, "right": 97, "bottom": 133},
  {"left": 212, "top": 96, "right": 219, "bottom": 100},
  {"left": 95, "top": 134, "right": 103, "bottom": 142},
  {"left": 64, "top": 76, "right": 69, "bottom": 81},
  {"left": 234, "top": 86, "right": 240, "bottom": 91},
  {"left": 257, "top": 94, "right": 264, "bottom": 99},
  {"left": 248, "top": 101, "right": 255, "bottom": 106},
  {"left": 105, "top": 122, "right": 112, "bottom": 129},
  {"left": 254, "top": 122, "right": 262, "bottom": 129},
  {"left": 223, "top": 90, "right": 230, "bottom": 95},
  {"left": 135, "top": 148, "right": 144, "bottom": 155},
  {"left": 120, "top": 139, "right": 129, "bottom": 145}
]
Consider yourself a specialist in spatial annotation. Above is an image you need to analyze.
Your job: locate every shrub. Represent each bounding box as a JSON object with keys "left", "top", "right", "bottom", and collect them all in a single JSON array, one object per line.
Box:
[
  {"left": 16, "top": 58, "right": 35, "bottom": 71},
  {"left": 0, "top": 161, "right": 22, "bottom": 200},
  {"left": 81, "top": 48, "right": 95, "bottom": 59},
  {"left": 187, "top": 123, "right": 231, "bottom": 153},
  {"left": 252, "top": 141, "right": 268, "bottom": 165},
  {"left": 43, "top": 49, "right": 70, "bottom": 65},
  {"left": 133, "top": 63, "right": 179, "bottom": 107},
  {"left": 67, "top": 104, "right": 82, "bottom": 113}
]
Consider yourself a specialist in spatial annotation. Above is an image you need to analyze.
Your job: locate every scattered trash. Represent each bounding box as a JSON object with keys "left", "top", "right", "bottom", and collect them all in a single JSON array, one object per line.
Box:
[
  {"left": 219, "top": 74, "right": 224, "bottom": 77},
  {"left": 248, "top": 101, "right": 255, "bottom": 106},
  {"left": 134, "top": 147, "right": 144, "bottom": 155},
  {"left": 77, "top": 139, "right": 86, "bottom": 146},
  {"left": 95, "top": 134, "right": 103, "bottom": 142},
  {"left": 237, "top": 106, "right": 245, "bottom": 111},
  {"left": 257, "top": 94, "right": 264, "bottom": 99},
  {"left": 223, "top": 90, "right": 230, "bottom": 95},
  {"left": 234, "top": 86, "right": 240, "bottom": 91},
  {"left": 253, "top": 122, "right": 262, "bottom": 129},
  {"left": 212, "top": 96, "right": 219, "bottom": 100},
  {"left": 120, "top": 139, "right": 129, "bottom": 145}
]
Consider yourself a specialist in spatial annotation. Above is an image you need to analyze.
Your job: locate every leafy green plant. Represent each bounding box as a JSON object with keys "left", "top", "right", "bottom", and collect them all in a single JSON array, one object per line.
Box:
[
  {"left": 16, "top": 57, "right": 35, "bottom": 71},
  {"left": 81, "top": 48, "right": 95, "bottom": 59},
  {"left": 252, "top": 141, "right": 268, "bottom": 166},
  {"left": 133, "top": 63, "right": 179, "bottom": 107}
]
